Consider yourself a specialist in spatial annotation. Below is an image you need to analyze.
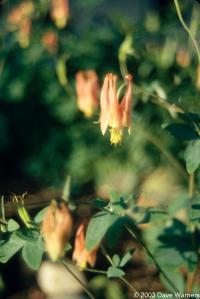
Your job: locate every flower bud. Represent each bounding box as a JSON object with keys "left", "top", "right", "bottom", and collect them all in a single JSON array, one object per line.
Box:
[
  {"left": 51, "top": 0, "right": 69, "bottom": 29},
  {"left": 42, "top": 201, "right": 73, "bottom": 261},
  {"left": 72, "top": 222, "right": 98, "bottom": 268},
  {"left": 75, "top": 70, "right": 99, "bottom": 118}
]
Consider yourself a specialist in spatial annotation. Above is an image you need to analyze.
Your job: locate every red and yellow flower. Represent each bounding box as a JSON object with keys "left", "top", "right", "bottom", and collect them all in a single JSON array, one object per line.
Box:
[{"left": 99, "top": 73, "right": 133, "bottom": 145}]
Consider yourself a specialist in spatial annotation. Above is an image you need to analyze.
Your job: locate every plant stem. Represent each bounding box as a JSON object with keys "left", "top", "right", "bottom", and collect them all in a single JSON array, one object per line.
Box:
[
  {"left": 189, "top": 173, "right": 195, "bottom": 198},
  {"left": 125, "top": 224, "right": 179, "bottom": 293},
  {"left": 173, "top": 0, "right": 200, "bottom": 66},
  {"left": 65, "top": 259, "right": 107, "bottom": 275},
  {"left": 59, "top": 259, "right": 96, "bottom": 299},
  {"left": 186, "top": 270, "right": 197, "bottom": 293}
]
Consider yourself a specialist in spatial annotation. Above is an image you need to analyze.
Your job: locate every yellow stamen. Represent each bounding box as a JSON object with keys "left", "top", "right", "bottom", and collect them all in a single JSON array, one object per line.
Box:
[
  {"left": 83, "top": 108, "right": 93, "bottom": 118},
  {"left": 110, "top": 127, "right": 122, "bottom": 145}
]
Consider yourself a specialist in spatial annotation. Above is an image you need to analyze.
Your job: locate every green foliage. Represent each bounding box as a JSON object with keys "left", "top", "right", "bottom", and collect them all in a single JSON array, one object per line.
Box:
[
  {"left": 22, "top": 237, "right": 44, "bottom": 270},
  {"left": 85, "top": 211, "right": 119, "bottom": 250},
  {"left": 107, "top": 267, "right": 125, "bottom": 279},
  {"left": 165, "top": 123, "right": 199, "bottom": 140},
  {"left": 185, "top": 140, "right": 200, "bottom": 174}
]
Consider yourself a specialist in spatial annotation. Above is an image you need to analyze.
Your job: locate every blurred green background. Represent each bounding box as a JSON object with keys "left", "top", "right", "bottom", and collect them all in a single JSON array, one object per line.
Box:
[{"left": 0, "top": 0, "right": 199, "bottom": 200}]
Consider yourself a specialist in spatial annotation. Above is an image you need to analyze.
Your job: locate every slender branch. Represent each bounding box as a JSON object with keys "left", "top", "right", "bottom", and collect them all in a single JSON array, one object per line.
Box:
[
  {"left": 1, "top": 196, "right": 5, "bottom": 220},
  {"left": 125, "top": 224, "right": 179, "bottom": 293},
  {"left": 59, "top": 259, "right": 96, "bottom": 299},
  {"left": 173, "top": 0, "right": 200, "bottom": 66},
  {"left": 186, "top": 270, "right": 197, "bottom": 293},
  {"left": 189, "top": 173, "right": 195, "bottom": 198},
  {"left": 65, "top": 259, "right": 106, "bottom": 275}
]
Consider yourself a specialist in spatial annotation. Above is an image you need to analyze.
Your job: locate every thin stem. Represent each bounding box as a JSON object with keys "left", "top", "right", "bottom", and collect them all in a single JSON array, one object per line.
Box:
[
  {"left": 186, "top": 270, "right": 197, "bottom": 293},
  {"left": 1, "top": 196, "right": 5, "bottom": 220},
  {"left": 173, "top": 0, "right": 200, "bottom": 66},
  {"left": 59, "top": 259, "right": 96, "bottom": 299},
  {"left": 134, "top": 84, "right": 184, "bottom": 114},
  {"left": 125, "top": 224, "right": 179, "bottom": 293},
  {"left": 189, "top": 173, "right": 195, "bottom": 198},
  {"left": 65, "top": 259, "right": 107, "bottom": 275},
  {"left": 119, "top": 276, "right": 139, "bottom": 294},
  {"left": 100, "top": 245, "right": 114, "bottom": 265}
]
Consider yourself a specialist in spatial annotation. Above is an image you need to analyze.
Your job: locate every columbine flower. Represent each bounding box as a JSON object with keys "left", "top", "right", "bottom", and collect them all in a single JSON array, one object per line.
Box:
[
  {"left": 51, "top": 0, "right": 69, "bottom": 29},
  {"left": 99, "top": 73, "right": 133, "bottom": 145},
  {"left": 75, "top": 70, "right": 99, "bottom": 118},
  {"left": 72, "top": 222, "right": 98, "bottom": 268},
  {"left": 42, "top": 201, "right": 73, "bottom": 261}
]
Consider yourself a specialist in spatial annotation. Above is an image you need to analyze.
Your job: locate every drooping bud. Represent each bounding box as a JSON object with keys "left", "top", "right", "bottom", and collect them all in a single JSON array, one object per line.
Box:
[
  {"left": 75, "top": 70, "right": 99, "bottom": 118},
  {"left": 176, "top": 49, "right": 191, "bottom": 68},
  {"left": 72, "top": 222, "right": 98, "bottom": 268},
  {"left": 50, "top": 0, "right": 69, "bottom": 29},
  {"left": 42, "top": 30, "right": 58, "bottom": 54},
  {"left": 42, "top": 201, "right": 73, "bottom": 261}
]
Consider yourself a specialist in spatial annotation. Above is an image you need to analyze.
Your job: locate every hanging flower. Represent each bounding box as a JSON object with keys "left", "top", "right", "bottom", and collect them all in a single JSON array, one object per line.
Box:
[
  {"left": 42, "top": 30, "right": 58, "bottom": 54},
  {"left": 99, "top": 73, "right": 133, "bottom": 145},
  {"left": 18, "top": 18, "right": 32, "bottom": 48},
  {"left": 72, "top": 222, "right": 98, "bottom": 268},
  {"left": 7, "top": 1, "right": 34, "bottom": 28},
  {"left": 176, "top": 49, "right": 191, "bottom": 68},
  {"left": 7, "top": 1, "right": 34, "bottom": 48},
  {"left": 51, "top": 0, "right": 69, "bottom": 29},
  {"left": 42, "top": 201, "right": 73, "bottom": 261},
  {"left": 75, "top": 70, "right": 99, "bottom": 118}
]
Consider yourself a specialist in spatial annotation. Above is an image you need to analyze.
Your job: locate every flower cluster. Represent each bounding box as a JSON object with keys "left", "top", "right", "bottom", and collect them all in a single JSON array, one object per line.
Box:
[{"left": 42, "top": 202, "right": 98, "bottom": 268}]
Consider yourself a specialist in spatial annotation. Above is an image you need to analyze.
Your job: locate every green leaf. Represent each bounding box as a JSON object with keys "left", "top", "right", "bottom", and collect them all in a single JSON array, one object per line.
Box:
[
  {"left": 107, "top": 266, "right": 125, "bottom": 278},
  {"left": 155, "top": 247, "right": 184, "bottom": 268},
  {"left": 119, "top": 249, "right": 135, "bottom": 267},
  {"left": 0, "top": 233, "right": 25, "bottom": 263},
  {"left": 85, "top": 211, "right": 119, "bottom": 251},
  {"left": 34, "top": 207, "right": 48, "bottom": 223},
  {"left": 185, "top": 140, "right": 200, "bottom": 174},
  {"left": 109, "top": 191, "right": 119, "bottom": 203},
  {"left": 165, "top": 123, "right": 199, "bottom": 140},
  {"left": 112, "top": 254, "right": 120, "bottom": 266},
  {"left": 106, "top": 217, "right": 126, "bottom": 248},
  {"left": 22, "top": 238, "right": 44, "bottom": 270},
  {"left": 189, "top": 195, "right": 200, "bottom": 225},
  {"left": 7, "top": 219, "right": 20, "bottom": 232},
  {"left": 16, "top": 229, "right": 40, "bottom": 241},
  {"left": 91, "top": 198, "right": 108, "bottom": 209}
]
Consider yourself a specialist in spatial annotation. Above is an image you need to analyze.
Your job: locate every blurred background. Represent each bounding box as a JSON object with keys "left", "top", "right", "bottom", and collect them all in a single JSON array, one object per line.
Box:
[{"left": 0, "top": 0, "right": 200, "bottom": 298}]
